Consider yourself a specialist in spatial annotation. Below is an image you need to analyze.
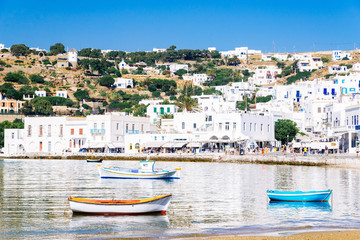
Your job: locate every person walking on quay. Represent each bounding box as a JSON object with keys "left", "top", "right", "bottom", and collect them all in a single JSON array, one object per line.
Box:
[
  {"left": 325, "top": 145, "right": 328, "bottom": 156},
  {"left": 304, "top": 147, "right": 308, "bottom": 156}
]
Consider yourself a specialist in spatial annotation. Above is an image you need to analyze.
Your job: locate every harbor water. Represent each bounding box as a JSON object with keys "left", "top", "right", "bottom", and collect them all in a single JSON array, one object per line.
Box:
[{"left": 1, "top": 159, "right": 360, "bottom": 239}]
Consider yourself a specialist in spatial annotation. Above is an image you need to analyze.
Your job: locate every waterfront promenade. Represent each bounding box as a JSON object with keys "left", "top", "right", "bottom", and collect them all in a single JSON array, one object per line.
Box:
[{"left": 3, "top": 151, "right": 360, "bottom": 168}]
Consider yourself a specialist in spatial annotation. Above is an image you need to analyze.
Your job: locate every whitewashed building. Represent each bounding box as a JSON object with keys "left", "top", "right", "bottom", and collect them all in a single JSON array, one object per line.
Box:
[
  {"left": 114, "top": 78, "right": 133, "bottom": 88},
  {"left": 261, "top": 55, "right": 272, "bottom": 61},
  {"left": 169, "top": 63, "right": 188, "bottom": 73},
  {"left": 146, "top": 104, "right": 179, "bottom": 124},
  {"left": 3, "top": 113, "right": 155, "bottom": 155},
  {"left": 153, "top": 48, "right": 166, "bottom": 52},
  {"left": 353, "top": 63, "right": 360, "bottom": 71},
  {"left": 220, "top": 47, "right": 261, "bottom": 59},
  {"left": 68, "top": 48, "right": 78, "bottom": 63},
  {"left": 192, "top": 95, "right": 237, "bottom": 113},
  {"left": 182, "top": 74, "right": 209, "bottom": 86},
  {"left": 56, "top": 91, "right": 68, "bottom": 98},
  {"left": 298, "top": 57, "right": 323, "bottom": 72},
  {"left": 252, "top": 66, "right": 282, "bottom": 85},
  {"left": 332, "top": 50, "right": 352, "bottom": 61},
  {"left": 215, "top": 82, "right": 253, "bottom": 102},
  {"left": 35, "top": 91, "right": 46, "bottom": 97},
  {"left": 328, "top": 65, "right": 348, "bottom": 74}
]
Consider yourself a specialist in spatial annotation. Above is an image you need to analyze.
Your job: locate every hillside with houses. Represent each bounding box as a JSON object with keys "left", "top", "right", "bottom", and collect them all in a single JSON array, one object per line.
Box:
[{"left": 2, "top": 43, "right": 360, "bottom": 156}]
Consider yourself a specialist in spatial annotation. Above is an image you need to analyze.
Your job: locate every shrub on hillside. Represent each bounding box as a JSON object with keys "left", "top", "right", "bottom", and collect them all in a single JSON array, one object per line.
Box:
[
  {"left": 98, "top": 75, "right": 115, "bottom": 88},
  {"left": 74, "top": 89, "right": 91, "bottom": 101},
  {"left": 29, "top": 74, "right": 45, "bottom": 84},
  {"left": 4, "top": 72, "right": 29, "bottom": 84}
]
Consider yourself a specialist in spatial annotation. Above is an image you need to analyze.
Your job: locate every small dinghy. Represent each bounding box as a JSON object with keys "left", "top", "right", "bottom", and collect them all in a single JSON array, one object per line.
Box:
[
  {"left": 68, "top": 194, "right": 172, "bottom": 215},
  {"left": 87, "top": 158, "right": 103, "bottom": 163},
  {"left": 98, "top": 161, "right": 179, "bottom": 179},
  {"left": 266, "top": 189, "right": 333, "bottom": 202}
]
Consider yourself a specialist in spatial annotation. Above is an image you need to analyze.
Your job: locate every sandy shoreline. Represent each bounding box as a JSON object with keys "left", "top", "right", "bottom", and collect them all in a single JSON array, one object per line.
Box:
[{"left": 194, "top": 230, "right": 360, "bottom": 240}]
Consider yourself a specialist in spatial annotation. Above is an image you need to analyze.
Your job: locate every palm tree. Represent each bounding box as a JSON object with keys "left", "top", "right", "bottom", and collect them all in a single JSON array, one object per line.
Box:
[{"left": 176, "top": 83, "right": 200, "bottom": 112}]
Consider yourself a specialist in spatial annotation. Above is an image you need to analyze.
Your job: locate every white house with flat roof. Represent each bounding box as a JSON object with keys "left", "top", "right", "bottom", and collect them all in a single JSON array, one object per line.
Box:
[
  {"left": 328, "top": 65, "right": 348, "bottom": 74},
  {"left": 298, "top": 57, "right": 323, "bottom": 72},
  {"left": 332, "top": 50, "right": 352, "bottom": 61},
  {"left": 35, "top": 90, "right": 46, "bottom": 97},
  {"left": 56, "top": 91, "right": 68, "bottom": 98},
  {"left": 182, "top": 74, "right": 209, "bottom": 86},
  {"left": 169, "top": 63, "right": 188, "bottom": 73},
  {"left": 252, "top": 66, "right": 282, "bottom": 85},
  {"left": 114, "top": 78, "right": 133, "bottom": 88},
  {"left": 353, "top": 63, "right": 360, "bottom": 71},
  {"left": 3, "top": 113, "right": 155, "bottom": 156},
  {"left": 220, "top": 47, "right": 261, "bottom": 59},
  {"left": 192, "top": 95, "right": 236, "bottom": 113},
  {"left": 215, "top": 82, "right": 252, "bottom": 102},
  {"left": 262, "top": 55, "right": 272, "bottom": 61},
  {"left": 146, "top": 104, "right": 179, "bottom": 124}
]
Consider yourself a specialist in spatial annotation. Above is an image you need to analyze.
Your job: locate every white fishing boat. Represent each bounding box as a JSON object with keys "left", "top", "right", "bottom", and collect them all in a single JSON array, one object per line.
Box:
[
  {"left": 98, "top": 160, "right": 179, "bottom": 179},
  {"left": 68, "top": 194, "right": 172, "bottom": 215}
]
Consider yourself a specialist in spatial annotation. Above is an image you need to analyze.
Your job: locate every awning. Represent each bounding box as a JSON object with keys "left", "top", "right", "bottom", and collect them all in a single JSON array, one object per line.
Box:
[
  {"left": 142, "top": 141, "right": 165, "bottom": 148},
  {"left": 187, "top": 142, "right": 202, "bottom": 148}
]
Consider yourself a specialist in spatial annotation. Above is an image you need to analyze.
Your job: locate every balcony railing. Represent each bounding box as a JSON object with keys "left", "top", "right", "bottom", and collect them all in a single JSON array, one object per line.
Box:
[
  {"left": 125, "top": 130, "right": 139, "bottom": 134},
  {"left": 90, "top": 129, "right": 105, "bottom": 134}
]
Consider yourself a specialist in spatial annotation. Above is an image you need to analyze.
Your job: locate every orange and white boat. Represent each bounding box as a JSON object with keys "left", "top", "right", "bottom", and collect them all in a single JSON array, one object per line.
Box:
[{"left": 68, "top": 194, "right": 172, "bottom": 215}]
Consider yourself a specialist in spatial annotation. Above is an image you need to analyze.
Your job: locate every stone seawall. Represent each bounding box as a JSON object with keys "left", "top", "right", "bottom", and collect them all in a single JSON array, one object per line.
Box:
[{"left": 3, "top": 153, "right": 360, "bottom": 168}]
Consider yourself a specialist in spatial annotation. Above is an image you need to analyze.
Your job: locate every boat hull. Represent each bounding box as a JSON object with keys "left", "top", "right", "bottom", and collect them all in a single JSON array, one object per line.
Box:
[
  {"left": 68, "top": 194, "right": 172, "bottom": 215},
  {"left": 98, "top": 166, "right": 177, "bottom": 179},
  {"left": 87, "top": 159, "right": 103, "bottom": 163},
  {"left": 267, "top": 190, "right": 332, "bottom": 202}
]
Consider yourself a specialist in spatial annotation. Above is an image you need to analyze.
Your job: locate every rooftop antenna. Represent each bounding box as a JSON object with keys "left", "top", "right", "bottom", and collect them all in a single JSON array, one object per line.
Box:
[{"left": 313, "top": 43, "right": 315, "bottom": 52}]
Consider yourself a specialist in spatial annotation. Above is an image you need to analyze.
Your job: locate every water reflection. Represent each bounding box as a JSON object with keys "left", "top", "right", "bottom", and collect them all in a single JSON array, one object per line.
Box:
[
  {"left": 70, "top": 214, "right": 170, "bottom": 230},
  {"left": 1, "top": 159, "right": 360, "bottom": 239},
  {"left": 268, "top": 201, "right": 332, "bottom": 212}
]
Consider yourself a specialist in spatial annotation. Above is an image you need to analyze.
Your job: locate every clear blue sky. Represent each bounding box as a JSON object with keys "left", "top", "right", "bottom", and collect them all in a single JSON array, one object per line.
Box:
[{"left": 1, "top": 0, "right": 360, "bottom": 53}]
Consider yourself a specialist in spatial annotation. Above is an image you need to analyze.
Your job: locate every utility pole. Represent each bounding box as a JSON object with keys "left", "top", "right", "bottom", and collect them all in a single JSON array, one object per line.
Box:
[
  {"left": 246, "top": 48, "right": 249, "bottom": 64},
  {"left": 293, "top": 45, "right": 296, "bottom": 54},
  {"left": 273, "top": 40, "right": 275, "bottom": 53}
]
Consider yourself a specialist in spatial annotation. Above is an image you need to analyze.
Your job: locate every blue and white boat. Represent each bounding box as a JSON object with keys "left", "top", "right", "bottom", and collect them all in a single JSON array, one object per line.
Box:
[
  {"left": 98, "top": 161, "right": 179, "bottom": 179},
  {"left": 266, "top": 189, "right": 333, "bottom": 202}
]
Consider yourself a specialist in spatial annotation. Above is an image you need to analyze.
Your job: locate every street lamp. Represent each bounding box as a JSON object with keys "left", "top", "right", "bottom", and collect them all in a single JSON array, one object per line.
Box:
[{"left": 287, "top": 134, "right": 289, "bottom": 146}]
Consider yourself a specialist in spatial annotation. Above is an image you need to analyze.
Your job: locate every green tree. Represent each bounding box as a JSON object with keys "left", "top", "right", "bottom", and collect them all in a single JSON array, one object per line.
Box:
[
  {"left": 21, "top": 98, "right": 53, "bottom": 115},
  {"left": 78, "top": 48, "right": 92, "bottom": 57},
  {"left": 176, "top": 83, "right": 200, "bottom": 112},
  {"left": 74, "top": 89, "right": 91, "bottom": 101},
  {"left": 29, "top": 74, "right": 44, "bottom": 84},
  {"left": 49, "top": 43, "right": 65, "bottom": 55},
  {"left": 175, "top": 69, "right": 187, "bottom": 78},
  {"left": 152, "top": 90, "right": 161, "bottom": 98},
  {"left": 99, "top": 75, "right": 115, "bottom": 87},
  {"left": 276, "top": 61, "right": 286, "bottom": 69},
  {"left": 4, "top": 72, "right": 29, "bottom": 84},
  {"left": 275, "top": 119, "right": 299, "bottom": 145},
  {"left": 89, "top": 49, "right": 102, "bottom": 58},
  {"left": 133, "top": 104, "right": 147, "bottom": 117},
  {"left": 10, "top": 44, "right": 30, "bottom": 57}
]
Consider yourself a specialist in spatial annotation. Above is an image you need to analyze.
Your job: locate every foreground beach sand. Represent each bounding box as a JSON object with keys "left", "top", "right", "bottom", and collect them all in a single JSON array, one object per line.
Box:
[{"left": 203, "top": 230, "right": 360, "bottom": 240}]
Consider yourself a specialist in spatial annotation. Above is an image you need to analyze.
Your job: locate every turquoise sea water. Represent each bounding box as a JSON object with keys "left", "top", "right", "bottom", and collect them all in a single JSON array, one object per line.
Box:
[{"left": 1, "top": 159, "right": 360, "bottom": 239}]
